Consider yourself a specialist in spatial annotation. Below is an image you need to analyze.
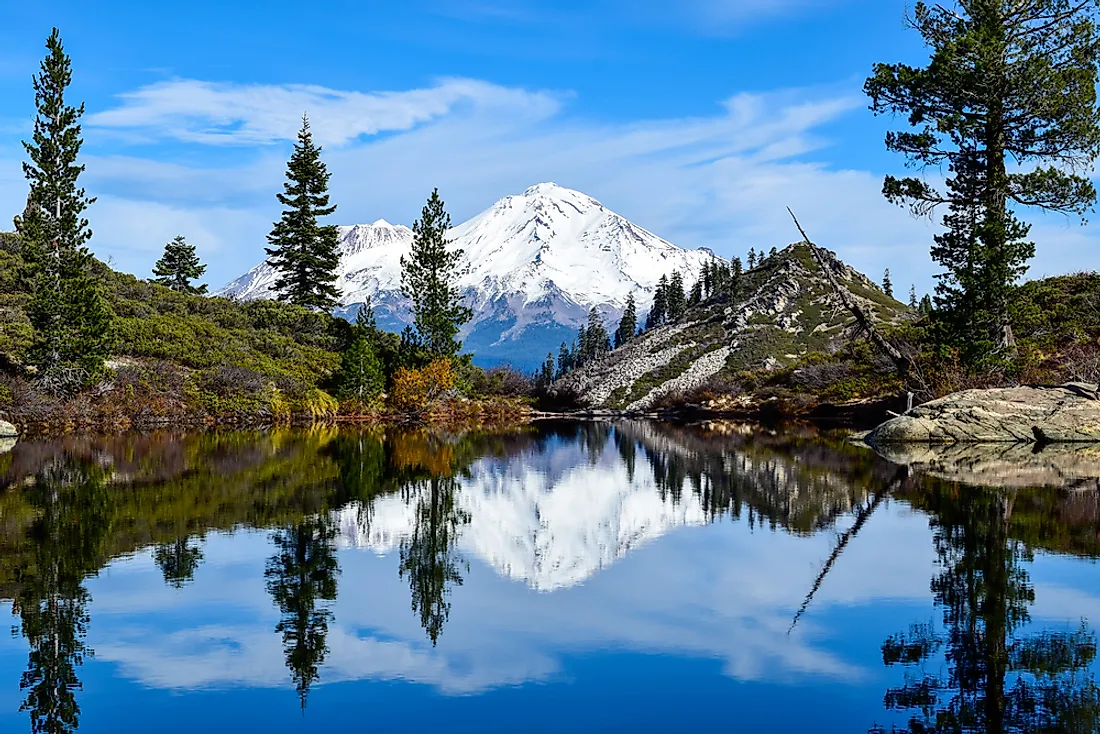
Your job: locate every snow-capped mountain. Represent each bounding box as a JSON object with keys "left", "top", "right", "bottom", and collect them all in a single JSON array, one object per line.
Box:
[
  {"left": 332, "top": 432, "right": 709, "bottom": 591},
  {"left": 218, "top": 183, "right": 718, "bottom": 367}
]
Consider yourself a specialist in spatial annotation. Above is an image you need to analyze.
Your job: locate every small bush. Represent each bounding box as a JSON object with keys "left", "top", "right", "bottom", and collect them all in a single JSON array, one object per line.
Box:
[{"left": 390, "top": 359, "right": 456, "bottom": 413}]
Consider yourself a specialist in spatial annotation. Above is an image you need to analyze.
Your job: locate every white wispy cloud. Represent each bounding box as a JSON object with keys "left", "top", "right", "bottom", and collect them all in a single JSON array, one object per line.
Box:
[{"left": 86, "top": 77, "right": 562, "bottom": 147}]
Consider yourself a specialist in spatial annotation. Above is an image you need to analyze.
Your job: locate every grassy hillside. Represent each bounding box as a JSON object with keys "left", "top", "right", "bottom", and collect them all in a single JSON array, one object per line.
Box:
[{"left": 0, "top": 237, "right": 356, "bottom": 425}]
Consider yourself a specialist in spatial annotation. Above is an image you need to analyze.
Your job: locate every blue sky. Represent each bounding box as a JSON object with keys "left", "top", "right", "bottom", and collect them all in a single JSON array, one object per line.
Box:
[{"left": 0, "top": 0, "right": 1096, "bottom": 293}]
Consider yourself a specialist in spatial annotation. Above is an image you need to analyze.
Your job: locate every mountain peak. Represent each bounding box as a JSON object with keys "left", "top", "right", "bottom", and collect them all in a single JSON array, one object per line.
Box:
[
  {"left": 520, "top": 182, "right": 602, "bottom": 208},
  {"left": 218, "top": 183, "right": 717, "bottom": 367}
]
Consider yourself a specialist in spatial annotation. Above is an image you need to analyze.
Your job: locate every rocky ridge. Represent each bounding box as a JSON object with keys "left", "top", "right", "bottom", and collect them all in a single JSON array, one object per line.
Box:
[{"left": 553, "top": 243, "right": 909, "bottom": 410}]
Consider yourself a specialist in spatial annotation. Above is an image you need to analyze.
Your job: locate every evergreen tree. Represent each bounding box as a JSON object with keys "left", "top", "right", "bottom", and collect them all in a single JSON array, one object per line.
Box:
[
  {"left": 339, "top": 300, "right": 385, "bottom": 402},
  {"left": 908, "top": 284, "right": 918, "bottom": 309},
  {"left": 556, "top": 341, "right": 572, "bottom": 378},
  {"left": 400, "top": 189, "right": 472, "bottom": 357},
  {"left": 265, "top": 114, "right": 341, "bottom": 311},
  {"left": 882, "top": 268, "right": 894, "bottom": 298},
  {"left": 396, "top": 325, "right": 428, "bottom": 371},
  {"left": 919, "top": 294, "right": 934, "bottom": 316},
  {"left": 731, "top": 256, "right": 743, "bottom": 290},
  {"left": 747, "top": 248, "right": 757, "bottom": 268},
  {"left": 615, "top": 292, "right": 637, "bottom": 348},
  {"left": 338, "top": 330, "right": 384, "bottom": 403},
  {"left": 667, "top": 271, "right": 686, "bottom": 321},
  {"left": 688, "top": 279, "right": 703, "bottom": 305},
  {"left": 867, "top": 1, "right": 1100, "bottom": 359},
  {"left": 768, "top": 246, "right": 778, "bottom": 259},
  {"left": 580, "top": 307, "right": 610, "bottom": 363},
  {"left": 575, "top": 324, "right": 588, "bottom": 366},
  {"left": 20, "top": 28, "right": 111, "bottom": 390},
  {"left": 647, "top": 274, "right": 669, "bottom": 329},
  {"left": 152, "top": 235, "right": 207, "bottom": 294},
  {"left": 537, "top": 353, "right": 555, "bottom": 388}
]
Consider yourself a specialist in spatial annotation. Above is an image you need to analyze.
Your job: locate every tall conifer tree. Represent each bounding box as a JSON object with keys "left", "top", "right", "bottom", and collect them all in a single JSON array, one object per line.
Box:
[
  {"left": 615, "top": 292, "right": 637, "bottom": 349},
  {"left": 646, "top": 275, "right": 669, "bottom": 329},
  {"left": 867, "top": 1, "right": 1100, "bottom": 358},
  {"left": 882, "top": 268, "right": 894, "bottom": 299},
  {"left": 152, "top": 235, "right": 207, "bottom": 294},
  {"left": 400, "top": 189, "right": 472, "bottom": 357},
  {"left": 20, "top": 28, "right": 111, "bottom": 390},
  {"left": 265, "top": 115, "right": 341, "bottom": 311},
  {"left": 667, "top": 271, "right": 686, "bottom": 321}
]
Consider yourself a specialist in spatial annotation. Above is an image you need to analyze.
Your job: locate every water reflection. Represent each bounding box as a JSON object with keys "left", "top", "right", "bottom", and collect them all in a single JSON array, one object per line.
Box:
[
  {"left": 873, "top": 485, "right": 1100, "bottom": 733},
  {"left": 0, "top": 423, "right": 1097, "bottom": 732},
  {"left": 264, "top": 517, "right": 339, "bottom": 709}
]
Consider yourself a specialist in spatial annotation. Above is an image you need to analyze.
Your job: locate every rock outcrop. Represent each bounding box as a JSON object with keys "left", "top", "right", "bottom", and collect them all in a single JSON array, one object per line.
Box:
[{"left": 865, "top": 383, "right": 1100, "bottom": 444}]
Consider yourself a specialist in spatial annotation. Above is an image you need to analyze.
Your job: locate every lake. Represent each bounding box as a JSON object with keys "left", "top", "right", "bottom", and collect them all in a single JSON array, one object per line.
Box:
[{"left": 0, "top": 420, "right": 1097, "bottom": 733}]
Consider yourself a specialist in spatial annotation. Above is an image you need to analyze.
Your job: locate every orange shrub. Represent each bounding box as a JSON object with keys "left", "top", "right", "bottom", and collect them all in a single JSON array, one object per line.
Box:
[{"left": 389, "top": 359, "right": 456, "bottom": 413}]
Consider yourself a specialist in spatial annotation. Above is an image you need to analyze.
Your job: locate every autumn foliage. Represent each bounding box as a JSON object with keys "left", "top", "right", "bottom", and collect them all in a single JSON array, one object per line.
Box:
[{"left": 389, "top": 359, "right": 456, "bottom": 413}]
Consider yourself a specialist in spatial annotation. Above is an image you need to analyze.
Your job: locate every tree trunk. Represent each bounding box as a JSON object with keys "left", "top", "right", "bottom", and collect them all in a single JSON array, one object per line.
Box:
[{"left": 787, "top": 208, "right": 912, "bottom": 375}]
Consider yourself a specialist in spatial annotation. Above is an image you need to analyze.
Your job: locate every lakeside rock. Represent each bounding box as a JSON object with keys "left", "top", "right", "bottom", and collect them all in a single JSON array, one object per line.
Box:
[
  {"left": 865, "top": 383, "right": 1100, "bottom": 444},
  {"left": 0, "top": 419, "right": 15, "bottom": 454},
  {"left": 868, "top": 441, "right": 1100, "bottom": 489}
]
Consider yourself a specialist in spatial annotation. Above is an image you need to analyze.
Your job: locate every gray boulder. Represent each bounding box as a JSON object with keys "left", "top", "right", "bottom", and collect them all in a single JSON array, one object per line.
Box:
[{"left": 865, "top": 383, "right": 1100, "bottom": 444}]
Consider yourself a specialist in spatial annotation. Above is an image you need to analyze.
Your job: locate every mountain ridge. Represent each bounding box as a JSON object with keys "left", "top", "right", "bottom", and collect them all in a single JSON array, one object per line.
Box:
[{"left": 218, "top": 183, "right": 718, "bottom": 367}]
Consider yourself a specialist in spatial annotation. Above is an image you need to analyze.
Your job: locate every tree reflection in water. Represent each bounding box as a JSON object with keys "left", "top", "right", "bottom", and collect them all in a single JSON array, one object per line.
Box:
[
  {"left": 264, "top": 517, "right": 340, "bottom": 710},
  {"left": 13, "top": 459, "right": 112, "bottom": 734},
  {"left": 872, "top": 487, "right": 1100, "bottom": 733}
]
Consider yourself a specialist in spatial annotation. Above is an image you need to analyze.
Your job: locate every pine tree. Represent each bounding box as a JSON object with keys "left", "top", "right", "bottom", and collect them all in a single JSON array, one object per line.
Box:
[
  {"left": 688, "top": 279, "right": 703, "bottom": 305},
  {"left": 338, "top": 330, "right": 384, "bottom": 403},
  {"left": 580, "top": 307, "right": 610, "bottom": 363},
  {"left": 747, "top": 248, "right": 757, "bottom": 268},
  {"left": 537, "top": 353, "right": 555, "bottom": 388},
  {"left": 615, "top": 292, "right": 637, "bottom": 349},
  {"left": 265, "top": 114, "right": 341, "bottom": 311},
  {"left": 667, "top": 271, "right": 686, "bottom": 321},
  {"left": 867, "top": 1, "right": 1100, "bottom": 358},
  {"left": 646, "top": 275, "right": 669, "bottom": 329},
  {"left": 768, "top": 246, "right": 778, "bottom": 259},
  {"left": 20, "top": 28, "right": 111, "bottom": 390},
  {"left": 400, "top": 189, "right": 472, "bottom": 357},
  {"left": 882, "top": 268, "right": 894, "bottom": 299},
  {"left": 908, "top": 284, "right": 918, "bottom": 309},
  {"left": 556, "top": 341, "right": 572, "bottom": 378},
  {"left": 152, "top": 235, "right": 207, "bottom": 294},
  {"left": 919, "top": 294, "right": 934, "bottom": 316}
]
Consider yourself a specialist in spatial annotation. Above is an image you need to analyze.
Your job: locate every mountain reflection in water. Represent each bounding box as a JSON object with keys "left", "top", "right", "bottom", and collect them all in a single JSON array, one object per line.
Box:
[{"left": 0, "top": 421, "right": 1097, "bottom": 733}]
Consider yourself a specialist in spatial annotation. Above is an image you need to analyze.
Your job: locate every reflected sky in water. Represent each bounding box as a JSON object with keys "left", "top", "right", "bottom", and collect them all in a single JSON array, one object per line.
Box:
[{"left": 0, "top": 421, "right": 1097, "bottom": 732}]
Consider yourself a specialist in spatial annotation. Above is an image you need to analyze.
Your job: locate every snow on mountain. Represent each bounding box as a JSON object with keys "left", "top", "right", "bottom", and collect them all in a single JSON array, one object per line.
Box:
[
  {"left": 332, "top": 437, "right": 708, "bottom": 591},
  {"left": 218, "top": 183, "right": 718, "bottom": 366}
]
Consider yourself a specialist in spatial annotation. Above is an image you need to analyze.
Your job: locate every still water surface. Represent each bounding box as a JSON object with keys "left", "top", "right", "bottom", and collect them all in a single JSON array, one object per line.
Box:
[{"left": 0, "top": 421, "right": 1098, "bottom": 732}]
